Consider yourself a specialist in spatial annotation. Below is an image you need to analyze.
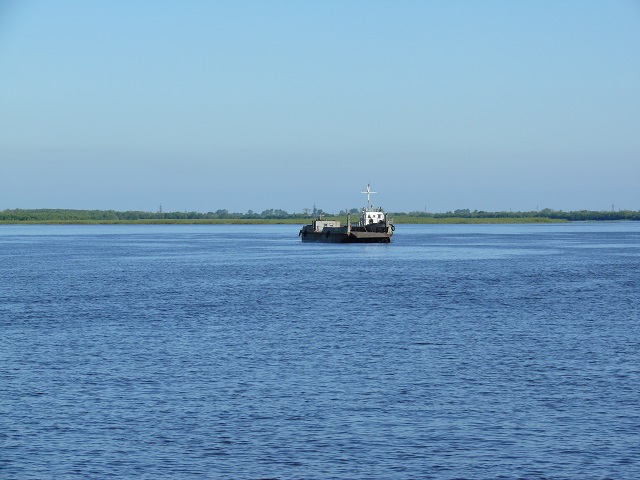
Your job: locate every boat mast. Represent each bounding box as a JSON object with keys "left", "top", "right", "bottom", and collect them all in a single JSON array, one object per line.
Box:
[{"left": 361, "top": 183, "right": 377, "bottom": 210}]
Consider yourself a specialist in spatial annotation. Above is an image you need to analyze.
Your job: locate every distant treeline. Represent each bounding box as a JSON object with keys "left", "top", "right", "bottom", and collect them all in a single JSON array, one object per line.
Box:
[
  {"left": 0, "top": 207, "right": 638, "bottom": 222},
  {"left": 396, "top": 208, "right": 640, "bottom": 222},
  {"left": 0, "top": 208, "right": 288, "bottom": 222}
]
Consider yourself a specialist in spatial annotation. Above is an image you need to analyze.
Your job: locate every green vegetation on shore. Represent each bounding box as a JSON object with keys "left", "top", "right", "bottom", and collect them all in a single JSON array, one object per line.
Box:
[
  {"left": 1, "top": 208, "right": 638, "bottom": 224},
  {"left": 393, "top": 216, "right": 566, "bottom": 224}
]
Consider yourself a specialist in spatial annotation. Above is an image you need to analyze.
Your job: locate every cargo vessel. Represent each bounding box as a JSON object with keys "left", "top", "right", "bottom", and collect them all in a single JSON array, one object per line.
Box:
[{"left": 299, "top": 184, "right": 395, "bottom": 243}]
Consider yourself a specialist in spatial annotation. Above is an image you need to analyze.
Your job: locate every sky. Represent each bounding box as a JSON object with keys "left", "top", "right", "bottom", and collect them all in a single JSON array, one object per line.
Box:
[{"left": 1, "top": 0, "right": 639, "bottom": 213}]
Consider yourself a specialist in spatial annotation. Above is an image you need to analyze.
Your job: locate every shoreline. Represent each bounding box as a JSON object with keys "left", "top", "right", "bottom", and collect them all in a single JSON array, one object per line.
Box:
[{"left": 0, "top": 217, "right": 569, "bottom": 225}]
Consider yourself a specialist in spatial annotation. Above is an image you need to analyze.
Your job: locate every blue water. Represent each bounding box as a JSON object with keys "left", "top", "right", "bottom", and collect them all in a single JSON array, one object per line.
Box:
[{"left": 1, "top": 223, "right": 639, "bottom": 479}]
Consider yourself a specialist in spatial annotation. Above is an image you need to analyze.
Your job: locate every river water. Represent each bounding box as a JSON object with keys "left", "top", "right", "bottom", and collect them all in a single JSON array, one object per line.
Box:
[{"left": 1, "top": 223, "right": 639, "bottom": 479}]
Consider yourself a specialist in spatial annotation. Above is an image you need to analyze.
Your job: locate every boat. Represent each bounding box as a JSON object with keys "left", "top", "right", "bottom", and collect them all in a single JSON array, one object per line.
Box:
[{"left": 299, "top": 183, "right": 395, "bottom": 243}]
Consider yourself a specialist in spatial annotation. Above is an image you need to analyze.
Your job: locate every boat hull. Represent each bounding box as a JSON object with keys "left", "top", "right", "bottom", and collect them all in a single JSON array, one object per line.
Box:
[{"left": 300, "top": 230, "right": 392, "bottom": 243}]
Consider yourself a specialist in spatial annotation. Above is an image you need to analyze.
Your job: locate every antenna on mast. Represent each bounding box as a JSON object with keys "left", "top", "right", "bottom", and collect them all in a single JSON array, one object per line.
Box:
[{"left": 361, "top": 183, "right": 377, "bottom": 210}]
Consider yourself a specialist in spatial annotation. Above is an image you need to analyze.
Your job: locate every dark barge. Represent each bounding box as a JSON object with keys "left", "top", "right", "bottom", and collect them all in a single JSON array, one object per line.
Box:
[{"left": 299, "top": 184, "right": 395, "bottom": 243}]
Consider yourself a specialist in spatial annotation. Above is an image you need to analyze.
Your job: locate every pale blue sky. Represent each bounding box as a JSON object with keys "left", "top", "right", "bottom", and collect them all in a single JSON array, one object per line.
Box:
[{"left": 1, "top": 1, "right": 638, "bottom": 213}]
